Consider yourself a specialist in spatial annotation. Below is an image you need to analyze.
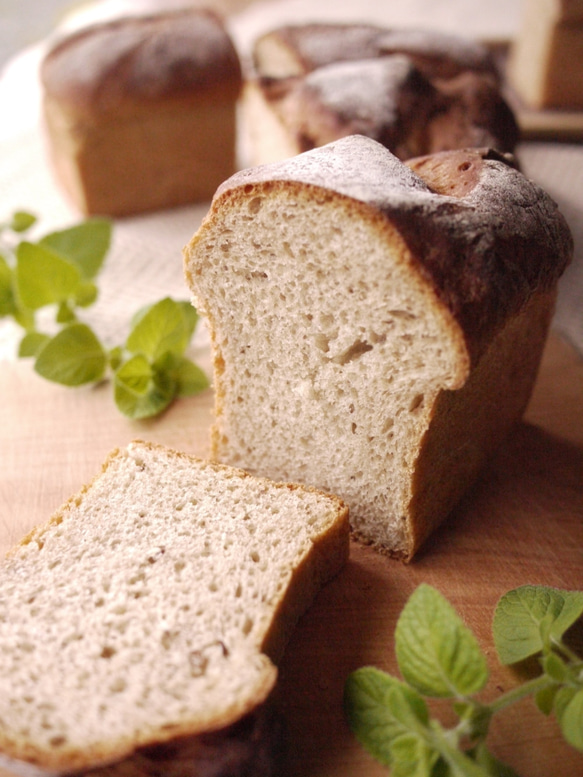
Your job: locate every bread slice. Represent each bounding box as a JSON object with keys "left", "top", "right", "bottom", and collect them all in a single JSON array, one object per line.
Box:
[
  {"left": 0, "top": 441, "right": 348, "bottom": 774},
  {"left": 183, "top": 136, "right": 572, "bottom": 560}
]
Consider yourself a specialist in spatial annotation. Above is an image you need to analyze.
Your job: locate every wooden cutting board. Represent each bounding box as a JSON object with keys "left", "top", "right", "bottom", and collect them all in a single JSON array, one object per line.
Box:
[{"left": 1, "top": 331, "right": 582, "bottom": 777}]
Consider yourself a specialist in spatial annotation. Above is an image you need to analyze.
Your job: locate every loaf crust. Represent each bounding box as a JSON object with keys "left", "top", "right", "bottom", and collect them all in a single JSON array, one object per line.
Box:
[
  {"left": 40, "top": 9, "right": 243, "bottom": 216},
  {"left": 243, "top": 24, "right": 519, "bottom": 166},
  {"left": 185, "top": 136, "right": 572, "bottom": 559}
]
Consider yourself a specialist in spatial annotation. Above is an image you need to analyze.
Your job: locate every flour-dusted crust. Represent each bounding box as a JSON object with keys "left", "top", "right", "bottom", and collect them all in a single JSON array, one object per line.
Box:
[
  {"left": 252, "top": 23, "right": 498, "bottom": 80},
  {"left": 39, "top": 8, "right": 242, "bottom": 216},
  {"left": 41, "top": 8, "right": 242, "bottom": 116},
  {"left": 185, "top": 136, "right": 572, "bottom": 559},
  {"left": 212, "top": 140, "right": 569, "bottom": 362},
  {"left": 0, "top": 441, "right": 348, "bottom": 774},
  {"left": 243, "top": 23, "right": 519, "bottom": 166}
]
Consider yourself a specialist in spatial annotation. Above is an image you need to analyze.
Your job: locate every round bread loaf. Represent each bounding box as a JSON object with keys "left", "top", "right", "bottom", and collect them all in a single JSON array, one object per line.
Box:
[{"left": 243, "top": 23, "right": 519, "bottom": 166}]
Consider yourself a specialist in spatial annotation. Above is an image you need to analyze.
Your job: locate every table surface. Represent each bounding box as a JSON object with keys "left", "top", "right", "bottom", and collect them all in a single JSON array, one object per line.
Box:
[{"left": 1, "top": 331, "right": 582, "bottom": 777}]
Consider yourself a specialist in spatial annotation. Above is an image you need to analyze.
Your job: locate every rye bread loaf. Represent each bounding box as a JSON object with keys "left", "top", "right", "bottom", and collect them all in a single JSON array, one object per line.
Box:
[
  {"left": 183, "top": 135, "right": 572, "bottom": 560},
  {"left": 40, "top": 8, "right": 242, "bottom": 217},
  {"left": 243, "top": 23, "right": 519, "bottom": 166},
  {"left": 0, "top": 441, "right": 348, "bottom": 775}
]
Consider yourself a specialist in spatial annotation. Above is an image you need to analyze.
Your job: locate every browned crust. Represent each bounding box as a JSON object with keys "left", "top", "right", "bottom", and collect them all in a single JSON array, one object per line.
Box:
[
  {"left": 40, "top": 8, "right": 242, "bottom": 117},
  {"left": 406, "top": 286, "right": 557, "bottom": 559},
  {"left": 253, "top": 23, "right": 498, "bottom": 81},
  {"left": 210, "top": 138, "right": 572, "bottom": 366},
  {"left": 250, "top": 24, "right": 519, "bottom": 161}
]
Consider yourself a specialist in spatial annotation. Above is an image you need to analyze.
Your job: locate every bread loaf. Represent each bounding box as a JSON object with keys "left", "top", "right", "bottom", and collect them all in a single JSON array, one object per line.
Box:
[
  {"left": 508, "top": 0, "right": 583, "bottom": 109},
  {"left": 184, "top": 136, "right": 572, "bottom": 560},
  {"left": 243, "top": 24, "right": 519, "bottom": 166},
  {"left": 0, "top": 441, "right": 348, "bottom": 774},
  {"left": 40, "top": 8, "right": 242, "bottom": 217}
]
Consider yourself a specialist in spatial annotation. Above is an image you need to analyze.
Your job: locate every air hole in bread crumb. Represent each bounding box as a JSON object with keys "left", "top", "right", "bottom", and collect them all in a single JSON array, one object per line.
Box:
[
  {"left": 250, "top": 551, "right": 260, "bottom": 563},
  {"left": 110, "top": 678, "right": 126, "bottom": 693},
  {"left": 209, "top": 581, "right": 218, "bottom": 593},
  {"left": 242, "top": 617, "right": 254, "bottom": 635},
  {"left": 409, "top": 394, "right": 424, "bottom": 412},
  {"left": 100, "top": 646, "right": 116, "bottom": 659},
  {"left": 351, "top": 422, "right": 357, "bottom": 434},
  {"left": 49, "top": 736, "right": 67, "bottom": 748},
  {"left": 458, "top": 162, "right": 472, "bottom": 172}
]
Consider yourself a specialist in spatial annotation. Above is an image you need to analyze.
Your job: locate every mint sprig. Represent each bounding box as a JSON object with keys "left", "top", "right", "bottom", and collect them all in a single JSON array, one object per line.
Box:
[
  {"left": 0, "top": 211, "right": 208, "bottom": 418},
  {"left": 345, "top": 584, "right": 583, "bottom": 776}
]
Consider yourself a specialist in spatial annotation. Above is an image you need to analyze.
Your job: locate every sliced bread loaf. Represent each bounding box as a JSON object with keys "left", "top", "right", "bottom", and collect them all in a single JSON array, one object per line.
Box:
[
  {"left": 0, "top": 441, "right": 348, "bottom": 774},
  {"left": 183, "top": 136, "right": 572, "bottom": 560}
]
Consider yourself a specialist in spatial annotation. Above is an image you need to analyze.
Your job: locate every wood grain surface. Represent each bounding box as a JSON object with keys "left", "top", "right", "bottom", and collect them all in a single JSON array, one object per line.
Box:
[{"left": 1, "top": 331, "right": 582, "bottom": 776}]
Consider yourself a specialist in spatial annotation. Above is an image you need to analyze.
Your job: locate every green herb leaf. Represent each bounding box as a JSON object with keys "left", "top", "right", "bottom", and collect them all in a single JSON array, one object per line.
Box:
[
  {"left": 16, "top": 241, "right": 81, "bottom": 310},
  {"left": 10, "top": 210, "right": 37, "bottom": 233},
  {"left": 34, "top": 324, "right": 106, "bottom": 386},
  {"left": 493, "top": 586, "right": 583, "bottom": 665},
  {"left": 19, "top": 331, "right": 50, "bottom": 357},
  {"left": 389, "top": 732, "right": 440, "bottom": 777},
  {"left": 557, "top": 688, "right": 583, "bottom": 751},
  {"left": 40, "top": 219, "right": 111, "bottom": 279},
  {"left": 56, "top": 301, "right": 76, "bottom": 323},
  {"left": 344, "top": 666, "right": 429, "bottom": 767},
  {"left": 535, "top": 683, "right": 560, "bottom": 716},
  {"left": 154, "top": 351, "right": 209, "bottom": 397},
  {"left": 74, "top": 280, "right": 98, "bottom": 308},
  {"left": 126, "top": 297, "right": 194, "bottom": 361},
  {"left": 114, "top": 354, "right": 175, "bottom": 419},
  {"left": 0, "top": 254, "right": 16, "bottom": 316},
  {"left": 395, "top": 584, "right": 489, "bottom": 698}
]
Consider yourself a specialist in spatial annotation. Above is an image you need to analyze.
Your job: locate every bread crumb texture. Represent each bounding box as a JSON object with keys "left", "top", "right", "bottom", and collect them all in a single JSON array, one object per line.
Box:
[
  {"left": 0, "top": 442, "right": 347, "bottom": 772},
  {"left": 185, "top": 136, "right": 572, "bottom": 559}
]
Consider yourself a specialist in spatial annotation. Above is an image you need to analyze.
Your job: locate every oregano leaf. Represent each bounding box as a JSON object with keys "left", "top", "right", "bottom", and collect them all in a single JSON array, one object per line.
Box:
[
  {"left": 34, "top": 324, "right": 106, "bottom": 386},
  {"left": 40, "top": 219, "right": 111, "bottom": 279},
  {"left": 126, "top": 297, "right": 193, "bottom": 361},
  {"left": 114, "top": 354, "right": 175, "bottom": 419},
  {"left": 9, "top": 210, "right": 37, "bottom": 233},
  {"left": 344, "top": 666, "right": 428, "bottom": 767},
  {"left": 16, "top": 241, "right": 81, "bottom": 310},
  {"left": 0, "top": 254, "right": 15, "bottom": 316},
  {"left": 493, "top": 586, "right": 583, "bottom": 665},
  {"left": 154, "top": 351, "right": 209, "bottom": 397},
  {"left": 19, "top": 331, "right": 50, "bottom": 358},
  {"left": 395, "top": 584, "right": 489, "bottom": 698},
  {"left": 557, "top": 688, "right": 583, "bottom": 751},
  {"left": 535, "top": 684, "right": 559, "bottom": 716},
  {"left": 389, "top": 732, "right": 440, "bottom": 777}
]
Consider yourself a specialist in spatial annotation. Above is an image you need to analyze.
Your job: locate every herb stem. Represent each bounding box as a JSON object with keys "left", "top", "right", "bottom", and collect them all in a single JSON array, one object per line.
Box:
[
  {"left": 488, "top": 674, "right": 554, "bottom": 714},
  {"left": 554, "top": 639, "right": 583, "bottom": 666}
]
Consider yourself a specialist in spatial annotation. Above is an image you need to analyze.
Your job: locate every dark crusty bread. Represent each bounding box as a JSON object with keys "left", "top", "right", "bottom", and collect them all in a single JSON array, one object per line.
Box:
[
  {"left": 0, "top": 441, "right": 348, "bottom": 775},
  {"left": 242, "top": 23, "right": 519, "bottom": 166},
  {"left": 183, "top": 136, "right": 572, "bottom": 560},
  {"left": 40, "top": 8, "right": 243, "bottom": 217},
  {"left": 251, "top": 23, "right": 499, "bottom": 80}
]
